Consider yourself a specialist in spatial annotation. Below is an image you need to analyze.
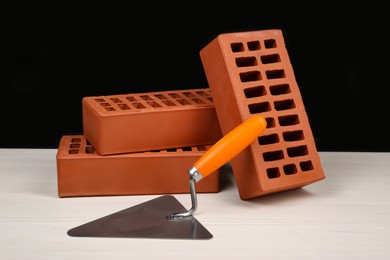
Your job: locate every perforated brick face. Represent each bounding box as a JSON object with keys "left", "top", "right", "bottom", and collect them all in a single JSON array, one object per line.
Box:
[
  {"left": 56, "top": 135, "right": 220, "bottom": 197},
  {"left": 200, "top": 29, "right": 325, "bottom": 199},
  {"left": 82, "top": 88, "right": 222, "bottom": 155}
]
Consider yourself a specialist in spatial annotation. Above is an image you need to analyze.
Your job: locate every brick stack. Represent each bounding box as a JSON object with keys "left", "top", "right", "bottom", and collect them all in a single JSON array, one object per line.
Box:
[
  {"left": 56, "top": 89, "right": 222, "bottom": 197},
  {"left": 56, "top": 29, "right": 325, "bottom": 200}
]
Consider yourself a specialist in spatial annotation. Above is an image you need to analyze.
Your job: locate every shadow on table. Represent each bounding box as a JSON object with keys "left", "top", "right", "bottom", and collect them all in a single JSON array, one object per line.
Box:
[{"left": 218, "top": 162, "right": 326, "bottom": 206}]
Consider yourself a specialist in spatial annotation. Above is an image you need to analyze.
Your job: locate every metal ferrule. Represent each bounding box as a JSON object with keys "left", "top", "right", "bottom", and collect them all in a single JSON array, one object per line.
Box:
[{"left": 188, "top": 166, "right": 202, "bottom": 182}]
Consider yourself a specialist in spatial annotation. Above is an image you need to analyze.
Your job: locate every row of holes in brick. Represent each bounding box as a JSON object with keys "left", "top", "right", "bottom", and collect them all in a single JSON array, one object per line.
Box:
[
  {"left": 230, "top": 38, "right": 277, "bottom": 53},
  {"left": 244, "top": 83, "right": 290, "bottom": 99},
  {"left": 259, "top": 130, "right": 304, "bottom": 145},
  {"left": 236, "top": 53, "right": 281, "bottom": 68},
  {"left": 240, "top": 69, "right": 285, "bottom": 83},
  {"left": 67, "top": 138, "right": 209, "bottom": 155},
  {"left": 95, "top": 91, "right": 211, "bottom": 103},
  {"left": 266, "top": 160, "right": 314, "bottom": 179},
  {"left": 95, "top": 92, "right": 213, "bottom": 111},
  {"left": 261, "top": 114, "right": 300, "bottom": 130},
  {"left": 98, "top": 97, "right": 212, "bottom": 111},
  {"left": 262, "top": 145, "right": 309, "bottom": 162},
  {"left": 249, "top": 98, "right": 296, "bottom": 114}
]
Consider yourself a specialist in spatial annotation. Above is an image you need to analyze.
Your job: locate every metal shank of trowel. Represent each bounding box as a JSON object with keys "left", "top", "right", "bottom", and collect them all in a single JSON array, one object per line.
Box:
[{"left": 168, "top": 115, "right": 267, "bottom": 219}]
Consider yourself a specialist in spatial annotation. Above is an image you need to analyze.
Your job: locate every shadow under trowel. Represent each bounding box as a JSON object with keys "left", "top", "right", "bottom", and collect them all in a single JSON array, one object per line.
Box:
[{"left": 218, "top": 162, "right": 237, "bottom": 191}]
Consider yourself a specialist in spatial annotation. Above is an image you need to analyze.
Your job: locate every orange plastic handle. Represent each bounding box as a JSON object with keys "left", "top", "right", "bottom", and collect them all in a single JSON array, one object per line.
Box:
[{"left": 193, "top": 115, "right": 267, "bottom": 180}]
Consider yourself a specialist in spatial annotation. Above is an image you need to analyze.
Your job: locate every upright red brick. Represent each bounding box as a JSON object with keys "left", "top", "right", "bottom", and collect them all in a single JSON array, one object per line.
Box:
[
  {"left": 82, "top": 88, "right": 222, "bottom": 155},
  {"left": 56, "top": 135, "right": 220, "bottom": 198},
  {"left": 200, "top": 29, "right": 325, "bottom": 199}
]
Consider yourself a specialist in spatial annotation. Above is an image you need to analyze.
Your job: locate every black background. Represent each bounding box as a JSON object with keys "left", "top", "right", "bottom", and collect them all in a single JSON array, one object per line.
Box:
[{"left": 3, "top": 4, "right": 389, "bottom": 151}]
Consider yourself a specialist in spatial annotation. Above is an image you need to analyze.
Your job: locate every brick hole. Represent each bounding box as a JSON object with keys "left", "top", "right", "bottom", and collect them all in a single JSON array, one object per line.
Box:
[
  {"left": 300, "top": 160, "right": 314, "bottom": 171},
  {"left": 110, "top": 97, "right": 122, "bottom": 103},
  {"left": 244, "top": 85, "right": 266, "bottom": 98},
  {"left": 278, "top": 114, "right": 299, "bottom": 126},
  {"left": 287, "top": 145, "right": 308, "bottom": 158},
  {"left": 177, "top": 99, "right": 191, "bottom": 105},
  {"left": 85, "top": 146, "right": 95, "bottom": 154},
  {"left": 248, "top": 102, "right": 271, "bottom": 114},
  {"left": 191, "top": 98, "right": 205, "bottom": 104},
  {"left": 262, "top": 118, "right": 274, "bottom": 129},
  {"left": 70, "top": 143, "right": 80, "bottom": 148},
  {"left": 283, "top": 130, "right": 304, "bottom": 142},
  {"left": 183, "top": 92, "right": 195, "bottom": 98},
  {"left": 283, "top": 164, "right": 297, "bottom": 175},
  {"left": 264, "top": 39, "right": 277, "bottom": 48},
  {"left": 270, "top": 84, "right": 291, "bottom": 95},
  {"left": 69, "top": 149, "right": 79, "bottom": 154},
  {"left": 155, "top": 94, "right": 168, "bottom": 100},
  {"left": 71, "top": 138, "right": 81, "bottom": 143},
  {"left": 207, "top": 97, "right": 213, "bottom": 102},
  {"left": 182, "top": 147, "right": 192, "bottom": 151},
  {"left": 274, "top": 99, "right": 296, "bottom": 111},
  {"left": 263, "top": 150, "right": 284, "bottom": 161},
  {"left": 94, "top": 98, "right": 105, "bottom": 102},
  {"left": 147, "top": 101, "right": 162, "bottom": 108},
  {"left": 247, "top": 41, "right": 261, "bottom": 51},
  {"left": 266, "top": 69, "right": 285, "bottom": 79},
  {"left": 167, "top": 148, "right": 177, "bottom": 152},
  {"left": 132, "top": 102, "right": 146, "bottom": 109},
  {"left": 126, "top": 96, "right": 137, "bottom": 102},
  {"left": 266, "top": 167, "right": 280, "bottom": 179},
  {"left": 104, "top": 107, "right": 116, "bottom": 111},
  {"left": 99, "top": 103, "right": 111, "bottom": 107},
  {"left": 231, "top": 42, "right": 245, "bottom": 52},
  {"left": 197, "top": 146, "right": 207, "bottom": 151},
  {"left": 162, "top": 100, "right": 176, "bottom": 106},
  {"left": 140, "top": 95, "right": 153, "bottom": 101},
  {"left": 169, "top": 93, "right": 181, "bottom": 99},
  {"left": 117, "top": 103, "right": 130, "bottom": 110},
  {"left": 86, "top": 140, "right": 91, "bottom": 145},
  {"left": 235, "top": 56, "right": 257, "bottom": 67},
  {"left": 195, "top": 91, "right": 210, "bottom": 97},
  {"left": 261, "top": 53, "right": 281, "bottom": 64},
  {"left": 240, "top": 71, "right": 262, "bottom": 82},
  {"left": 258, "top": 133, "right": 280, "bottom": 145}
]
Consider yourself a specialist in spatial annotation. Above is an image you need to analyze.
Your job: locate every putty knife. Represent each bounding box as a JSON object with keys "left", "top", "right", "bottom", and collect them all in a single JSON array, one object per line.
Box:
[{"left": 67, "top": 114, "right": 267, "bottom": 240}]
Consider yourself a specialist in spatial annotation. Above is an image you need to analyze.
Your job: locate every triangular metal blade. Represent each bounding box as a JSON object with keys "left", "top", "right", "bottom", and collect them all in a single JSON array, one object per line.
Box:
[{"left": 67, "top": 195, "right": 213, "bottom": 240}]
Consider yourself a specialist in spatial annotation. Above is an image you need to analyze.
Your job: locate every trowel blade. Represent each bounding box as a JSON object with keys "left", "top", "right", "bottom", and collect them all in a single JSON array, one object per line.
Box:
[{"left": 67, "top": 195, "right": 213, "bottom": 240}]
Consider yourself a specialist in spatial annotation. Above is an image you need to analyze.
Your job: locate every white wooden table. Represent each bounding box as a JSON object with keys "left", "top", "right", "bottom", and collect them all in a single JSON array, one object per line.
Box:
[{"left": 0, "top": 149, "right": 389, "bottom": 259}]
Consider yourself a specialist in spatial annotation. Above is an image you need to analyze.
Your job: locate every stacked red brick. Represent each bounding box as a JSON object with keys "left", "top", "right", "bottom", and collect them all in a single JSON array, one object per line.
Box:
[
  {"left": 56, "top": 135, "right": 220, "bottom": 197},
  {"left": 82, "top": 88, "right": 222, "bottom": 155},
  {"left": 56, "top": 89, "right": 222, "bottom": 197},
  {"left": 200, "top": 29, "right": 325, "bottom": 199}
]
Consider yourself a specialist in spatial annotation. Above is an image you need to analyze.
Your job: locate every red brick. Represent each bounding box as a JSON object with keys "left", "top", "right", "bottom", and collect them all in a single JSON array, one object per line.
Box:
[
  {"left": 82, "top": 88, "right": 222, "bottom": 155},
  {"left": 56, "top": 135, "right": 220, "bottom": 198},
  {"left": 200, "top": 29, "right": 325, "bottom": 199}
]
